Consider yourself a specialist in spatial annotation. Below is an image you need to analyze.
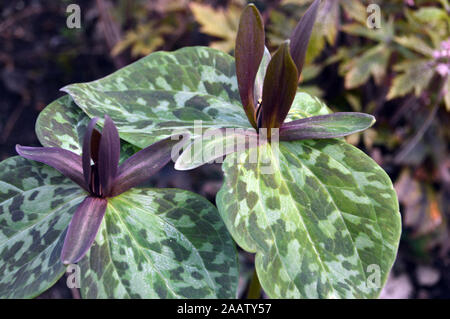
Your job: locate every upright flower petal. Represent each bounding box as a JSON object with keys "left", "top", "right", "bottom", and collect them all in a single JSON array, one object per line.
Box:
[
  {"left": 16, "top": 145, "right": 87, "bottom": 192},
  {"left": 289, "top": 0, "right": 320, "bottom": 80},
  {"left": 61, "top": 196, "right": 107, "bottom": 264},
  {"left": 259, "top": 41, "right": 298, "bottom": 133},
  {"left": 111, "top": 134, "right": 189, "bottom": 197},
  {"left": 82, "top": 117, "right": 100, "bottom": 188},
  {"left": 98, "top": 115, "right": 120, "bottom": 197},
  {"left": 280, "top": 112, "right": 376, "bottom": 141},
  {"left": 235, "top": 4, "right": 265, "bottom": 128}
]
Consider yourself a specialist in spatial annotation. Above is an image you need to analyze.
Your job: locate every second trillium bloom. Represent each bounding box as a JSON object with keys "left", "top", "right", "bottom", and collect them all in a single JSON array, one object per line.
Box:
[
  {"left": 235, "top": 0, "right": 375, "bottom": 138},
  {"left": 175, "top": 0, "right": 376, "bottom": 170},
  {"left": 16, "top": 115, "right": 186, "bottom": 264}
]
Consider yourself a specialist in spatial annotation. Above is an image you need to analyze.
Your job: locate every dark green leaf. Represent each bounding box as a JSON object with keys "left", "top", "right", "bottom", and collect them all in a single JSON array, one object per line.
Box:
[{"left": 0, "top": 157, "right": 85, "bottom": 298}]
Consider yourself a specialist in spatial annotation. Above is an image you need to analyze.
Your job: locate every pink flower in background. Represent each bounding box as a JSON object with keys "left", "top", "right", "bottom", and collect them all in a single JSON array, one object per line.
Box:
[{"left": 436, "top": 63, "right": 449, "bottom": 76}]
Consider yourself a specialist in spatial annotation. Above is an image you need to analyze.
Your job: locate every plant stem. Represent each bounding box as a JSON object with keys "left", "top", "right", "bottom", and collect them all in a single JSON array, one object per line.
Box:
[{"left": 246, "top": 269, "right": 261, "bottom": 299}]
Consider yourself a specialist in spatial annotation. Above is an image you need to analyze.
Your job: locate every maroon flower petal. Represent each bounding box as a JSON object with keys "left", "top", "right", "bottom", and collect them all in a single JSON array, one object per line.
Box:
[
  {"left": 259, "top": 41, "right": 298, "bottom": 132},
  {"left": 16, "top": 145, "right": 88, "bottom": 192},
  {"left": 61, "top": 196, "right": 107, "bottom": 264},
  {"left": 235, "top": 4, "right": 265, "bottom": 128},
  {"left": 98, "top": 115, "right": 120, "bottom": 196},
  {"left": 82, "top": 117, "right": 100, "bottom": 189},
  {"left": 280, "top": 112, "right": 376, "bottom": 141},
  {"left": 111, "top": 133, "right": 189, "bottom": 197},
  {"left": 289, "top": 0, "right": 320, "bottom": 80}
]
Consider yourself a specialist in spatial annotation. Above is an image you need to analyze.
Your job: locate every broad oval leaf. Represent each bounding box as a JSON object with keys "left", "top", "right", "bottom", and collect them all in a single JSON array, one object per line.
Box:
[
  {"left": 62, "top": 47, "right": 252, "bottom": 148},
  {"left": 216, "top": 140, "right": 401, "bottom": 298},
  {"left": 36, "top": 95, "right": 140, "bottom": 163},
  {"left": 0, "top": 156, "right": 86, "bottom": 298},
  {"left": 78, "top": 188, "right": 239, "bottom": 298}
]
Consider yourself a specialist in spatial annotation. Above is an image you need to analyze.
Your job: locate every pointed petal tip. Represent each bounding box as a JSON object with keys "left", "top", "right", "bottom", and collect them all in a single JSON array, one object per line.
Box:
[
  {"left": 236, "top": 2, "right": 265, "bottom": 129},
  {"left": 15, "top": 144, "right": 23, "bottom": 154},
  {"left": 60, "top": 197, "right": 107, "bottom": 265},
  {"left": 289, "top": 0, "right": 320, "bottom": 79},
  {"left": 260, "top": 39, "right": 298, "bottom": 130}
]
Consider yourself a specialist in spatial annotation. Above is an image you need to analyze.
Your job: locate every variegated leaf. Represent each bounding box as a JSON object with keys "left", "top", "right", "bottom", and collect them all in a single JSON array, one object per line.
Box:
[
  {"left": 216, "top": 140, "right": 401, "bottom": 298},
  {"left": 79, "top": 188, "right": 238, "bottom": 298},
  {"left": 285, "top": 91, "right": 332, "bottom": 121},
  {"left": 36, "top": 95, "right": 139, "bottom": 163},
  {"left": 62, "top": 47, "right": 252, "bottom": 149},
  {"left": 0, "top": 156, "right": 86, "bottom": 298}
]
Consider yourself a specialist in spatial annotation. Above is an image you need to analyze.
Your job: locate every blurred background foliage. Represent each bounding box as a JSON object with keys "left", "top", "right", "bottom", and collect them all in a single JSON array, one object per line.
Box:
[{"left": 0, "top": 0, "right": 449, "bottom": 298}]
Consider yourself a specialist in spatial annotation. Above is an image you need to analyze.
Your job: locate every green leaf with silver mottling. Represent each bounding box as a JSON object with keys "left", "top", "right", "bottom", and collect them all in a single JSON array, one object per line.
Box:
[
  {"left": 216, "top": 140, "right": 401, "bottom": 298},
  {"left": 62, "top": 46, "right": 252, "bottom": 149},
  {"left": 35, "top": 95, "right": 88, "bottom": 154},
  {"left": 0, "top": 156, "right": 86, "bottom": 298},
  {"left": 36, "top": 95, "right": 140, "bottom": 163},
  {"left": 285, "top": 91, "right": 332, "bottom": 122},
  {"left": 78, "top": 188, "right": 238, "bottom": 298}
]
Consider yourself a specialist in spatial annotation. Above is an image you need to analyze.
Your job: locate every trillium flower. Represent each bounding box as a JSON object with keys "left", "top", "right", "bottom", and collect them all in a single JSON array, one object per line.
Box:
[
  {"left": 235, "top": 0, "right": 375, "bottom": 139},
  {"left": 16, "top": 115, "right": 187, "bottom": 264}
]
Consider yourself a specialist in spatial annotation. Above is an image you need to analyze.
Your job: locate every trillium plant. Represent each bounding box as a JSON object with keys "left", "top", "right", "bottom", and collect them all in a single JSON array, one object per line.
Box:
[
  {"left": 16, "top": 115, "right": 187, "bottom": 265},
  {"left": 0, "top": 0, "right": 401, "bottom": 299}
]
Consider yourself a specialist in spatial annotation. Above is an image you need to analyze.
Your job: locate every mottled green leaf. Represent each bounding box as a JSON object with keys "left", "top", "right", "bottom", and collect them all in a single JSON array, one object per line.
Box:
[
  {"left": 36, "top": 95, "right": 88, "bottom": 154},
  {"left": 285, "top": 91, "right": 332, "bottom": 121},
  {"left": 216, "top": 140, "right": 401, "bottom": 298},
  {"left": 62, "top": 47, "right": 252, "bottom": 149},
  {"left": 79, "top": 188, "right": 238, "bottom": 298},
  {"left": 36, "top": 95, "right": 140, "bottom": 163},
  {"left": 0, "top": 156, "right": 86, "bottom": 298}
]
